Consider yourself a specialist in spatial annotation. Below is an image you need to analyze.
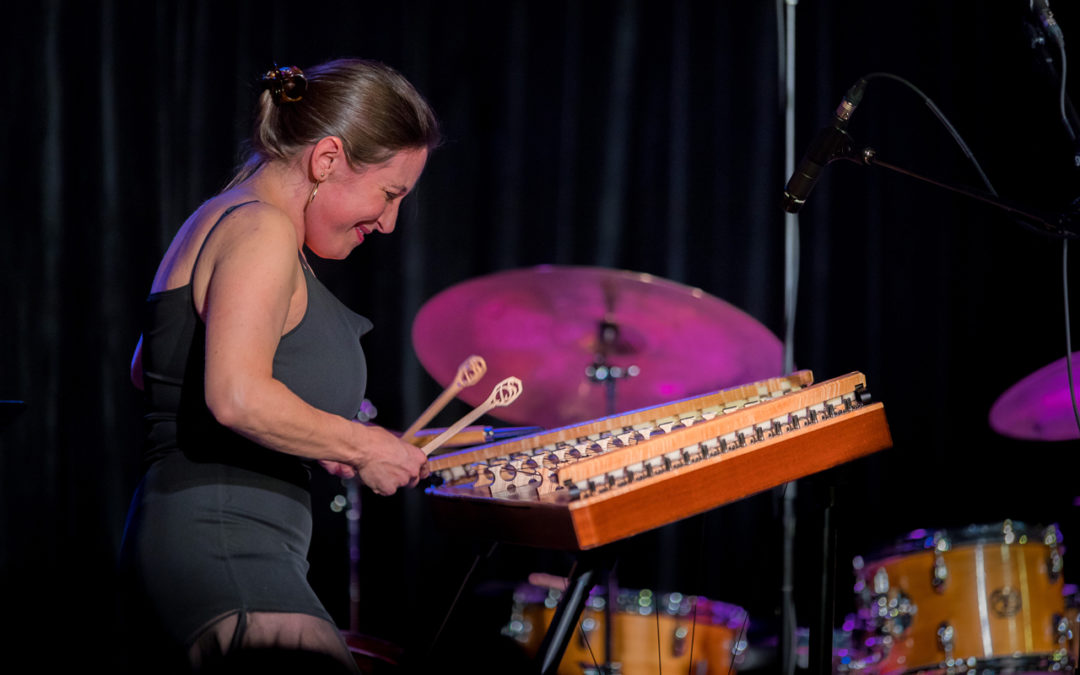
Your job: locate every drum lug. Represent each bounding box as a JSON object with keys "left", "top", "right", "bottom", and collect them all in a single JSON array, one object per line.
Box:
[
  {"left": 873, "top": 567, "right": 890, "bottom": 595},
  {"left": 1047, "top": 549, "right": 1064, "bottom": 582},
  {"left": 578, "top": 615, "right": 599, "bottom": 649},
  {"left": 502, "top": 593, "right": 535, "bottom": 644},
  {"left": 871, "top": 588, "right": 915, "bottom": 636},
  {"left": 931, "top": 555, "right": 949, "bottom": 593},
  {"left": 862, "top": 564, "right": 916, "bottom": 638},
  {"left": 1044, "top": 525, "right": 1064, "bottom": 582},
  {"left": 936, "top": 621, "right": 955, "bottom": 659},
  {"left": 1047, "top": 615, "right": 1072, "bottom": 675},
  {"left": 1002, "top": 519, "right": 1017, "bottom": 544},
  {"left": 932, "top": 531, "right": 951, "bottom": 593},
  {"left": 672, "top": 625, "right": 689, "bottom": 657},
  {"left": 1053, "top": 612, "right": 1071, "bottom": 647}
]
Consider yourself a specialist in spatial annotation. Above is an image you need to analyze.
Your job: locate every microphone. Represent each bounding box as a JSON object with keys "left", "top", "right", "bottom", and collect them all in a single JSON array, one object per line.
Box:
[
  {"left": 782, "top": 78, "right": 867, "bottom": 214},
  {"left": 1031, "top": 0, "right": 1065, "bottom": 49}
]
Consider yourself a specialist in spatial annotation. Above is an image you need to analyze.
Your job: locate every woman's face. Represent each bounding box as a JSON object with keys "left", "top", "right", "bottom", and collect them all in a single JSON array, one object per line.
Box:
[{"left": 304, "top": 147, "right": 429, "bottom": 259}]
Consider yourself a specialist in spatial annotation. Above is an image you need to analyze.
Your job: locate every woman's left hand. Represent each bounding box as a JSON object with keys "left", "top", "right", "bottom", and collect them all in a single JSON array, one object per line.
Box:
[{"left": 319, "top": 460, "right": 358, "bottom": 479}]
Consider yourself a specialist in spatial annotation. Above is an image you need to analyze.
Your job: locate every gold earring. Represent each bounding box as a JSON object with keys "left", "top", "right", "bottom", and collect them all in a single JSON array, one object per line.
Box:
[{"left": 305, "top": 174, "right": 325, "bottom": 209}]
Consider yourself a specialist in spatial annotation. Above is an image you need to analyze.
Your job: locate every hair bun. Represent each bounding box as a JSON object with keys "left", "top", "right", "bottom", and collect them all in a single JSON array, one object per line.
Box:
[{"left": 260, "top": 65, "right": 307, "bottom": 104}]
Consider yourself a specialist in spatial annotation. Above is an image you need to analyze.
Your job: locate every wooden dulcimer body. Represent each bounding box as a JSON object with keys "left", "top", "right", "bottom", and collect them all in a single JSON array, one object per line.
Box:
[{"left": 425, "top": 371, "right": 892, "bottom": 551}]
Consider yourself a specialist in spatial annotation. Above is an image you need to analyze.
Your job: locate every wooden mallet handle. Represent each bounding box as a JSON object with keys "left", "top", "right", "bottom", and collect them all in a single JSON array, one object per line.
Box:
[
  {"left": 420, "top": 377, "right": 523, "bottom": 457},
  {"left": 400, "top": 355, "right": 487, "bottom": 442}
]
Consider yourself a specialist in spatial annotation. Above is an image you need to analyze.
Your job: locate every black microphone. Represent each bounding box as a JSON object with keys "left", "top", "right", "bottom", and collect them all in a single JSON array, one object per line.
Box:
[
  {"left": 1031, "top": 0, "right": 1065, "bottom": 49},
  {"left": 782, "top": 79, "right": 867, "bottom": 214}
]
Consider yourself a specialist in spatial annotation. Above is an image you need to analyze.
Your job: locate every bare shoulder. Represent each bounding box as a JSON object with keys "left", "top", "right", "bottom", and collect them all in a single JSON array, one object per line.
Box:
[
  {"left": 201, "top": 198, "right": 296, "bottom": 251},
  {"left": 190, "top": 197, "right": 302, "bottom": 313},
  {"left": 192, "top": 197, "right": 300, "bottom": 276},
  {"left": 154, "top": 196, "right": 299, "bottom": 293}
]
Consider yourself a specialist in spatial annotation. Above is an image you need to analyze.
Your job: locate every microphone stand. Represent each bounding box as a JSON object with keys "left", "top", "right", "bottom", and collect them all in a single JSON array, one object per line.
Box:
[
  {"left": 827, "top": 132, "right": 1080, "bottom": 240},
  {"left": 780, "top": 2, "right": 800, "bottom": 674},
  {"left": 790, "top": 134, "right": 1077, "bottom": 675}
]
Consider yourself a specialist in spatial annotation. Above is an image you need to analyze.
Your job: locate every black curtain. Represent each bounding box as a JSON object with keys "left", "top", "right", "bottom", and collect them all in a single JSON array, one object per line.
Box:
[{"left": 3, "top": 1, "right": 1078, "bottom": 671}]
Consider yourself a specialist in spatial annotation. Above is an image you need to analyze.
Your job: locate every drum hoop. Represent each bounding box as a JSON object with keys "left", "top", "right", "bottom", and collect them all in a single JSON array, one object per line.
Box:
[
  {"left": 613, "top": 589, "right": 748, "bottom": 627},
  {"left": 894, "top": 652, "right": 1066, "bottom": 675},
  {"left": 861, "top": 520, "right": 1060, "bottom": 564},
  {"left": 514, "top": 584, "right": 748, "bottom": 628}
]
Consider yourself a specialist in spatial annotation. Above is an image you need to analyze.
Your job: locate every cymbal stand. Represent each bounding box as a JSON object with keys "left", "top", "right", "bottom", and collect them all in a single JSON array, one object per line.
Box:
[
  {"left": 585, "top": 318, "right": 639, "bottom": 417},
  {"left": 780, "top": 3, "right": 800, "bottom": 672},
  {"left": 602, "top": 563, "right": 618, "bottom": 675}
]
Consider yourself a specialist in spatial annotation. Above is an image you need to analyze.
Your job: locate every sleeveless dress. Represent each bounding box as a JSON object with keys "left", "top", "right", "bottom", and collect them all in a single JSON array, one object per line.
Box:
[{"left": 120, "top": 202, "right": 373, "bottom": 653}]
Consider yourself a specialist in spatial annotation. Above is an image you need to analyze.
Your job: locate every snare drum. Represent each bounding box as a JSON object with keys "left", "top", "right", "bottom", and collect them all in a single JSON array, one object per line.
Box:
[
  {"left": 853, "top": 521, "right": 1071, "bottom": 674},
  {"left": 504, "top": 585, "right": 748, "bottom": 674}
]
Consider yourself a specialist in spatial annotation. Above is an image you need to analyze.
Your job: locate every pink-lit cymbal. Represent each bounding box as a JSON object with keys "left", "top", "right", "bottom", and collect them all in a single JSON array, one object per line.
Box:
[
  {"left": 411, "top": 265, "right": 783, "bottom": 429},
  {"left": 989, "top": 352, "right": 1080, "bottom": 441}
]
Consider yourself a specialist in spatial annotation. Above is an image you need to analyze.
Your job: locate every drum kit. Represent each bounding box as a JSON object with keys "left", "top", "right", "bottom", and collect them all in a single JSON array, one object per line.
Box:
[
  {"left": 503, "top": 582, "right": 749, "bottom": 675},
  {"left": 843, "top": 521, "right": 1073, "bottom": 674},
  {"left": 396, "top": 265, "right": 1079, "bottom": 674}
]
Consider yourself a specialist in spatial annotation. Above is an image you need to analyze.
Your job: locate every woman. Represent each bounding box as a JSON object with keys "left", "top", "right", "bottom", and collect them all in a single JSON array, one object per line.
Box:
[{"left": 121, "top": 59, "right": 439, "bottom": 672}]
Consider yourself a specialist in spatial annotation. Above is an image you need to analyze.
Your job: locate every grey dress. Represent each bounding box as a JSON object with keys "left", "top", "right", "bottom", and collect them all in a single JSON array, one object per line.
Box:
[{"left": 121, "top": 201, "right": 372, "bottom": 654}]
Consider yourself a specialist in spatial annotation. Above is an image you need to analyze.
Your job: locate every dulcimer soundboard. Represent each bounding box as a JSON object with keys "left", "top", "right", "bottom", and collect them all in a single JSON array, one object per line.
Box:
[{"left": 424, "top": 371, "right": 892, "bottom": 551}]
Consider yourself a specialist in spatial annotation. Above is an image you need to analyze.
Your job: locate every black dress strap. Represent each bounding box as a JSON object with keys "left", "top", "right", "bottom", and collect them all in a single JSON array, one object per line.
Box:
[{"left": 189, "top": 200, "right": 260, "bottom": 285}]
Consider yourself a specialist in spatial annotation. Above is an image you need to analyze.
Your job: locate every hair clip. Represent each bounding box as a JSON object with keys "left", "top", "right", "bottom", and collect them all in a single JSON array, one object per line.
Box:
[{"left": 260, "top": 64, "right": 307, "bottom": 104}]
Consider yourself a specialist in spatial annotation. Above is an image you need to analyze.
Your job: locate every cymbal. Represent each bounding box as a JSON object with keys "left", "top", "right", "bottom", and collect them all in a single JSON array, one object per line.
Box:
[
  {"left": 989, "top": 352, "right": 1080, "bottom": 441},
  {"left": 412, "top": 265, "right": 783, "bottom": 429}
]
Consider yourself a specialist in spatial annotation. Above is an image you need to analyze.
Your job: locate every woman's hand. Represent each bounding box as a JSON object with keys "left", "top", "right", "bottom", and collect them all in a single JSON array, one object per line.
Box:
[
  {"left": 348, "top": 424, "right": 430, "bottom": 496},
  {"left": 318, "top": 460, "right": 357, "bottom": 480}
]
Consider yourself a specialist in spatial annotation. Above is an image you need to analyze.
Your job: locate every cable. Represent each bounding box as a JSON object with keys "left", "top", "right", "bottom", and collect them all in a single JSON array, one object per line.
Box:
[
  {"left": 859, "top": 72, "right": 998, "bottom": 196},
  {"left": 579, "top": 619, "right": 601, "bottom": 673},
  {"left": 855, "top": 71, "right": 1080, "bottom": 436},
  {"left": 1063, "top": 239, "right": 1080, "bottom": 435},
  {"left": 685, "top": 514, "right": 709, "bottom": 675},
  {"left": 656, "top": 597, "right": 663, "bottom": 675},
  {"left": 727, "top": 612, "right": 750, "bottom": 675},
  {"left": 1032, "top": 2, "right": 1080, "bottom": 443},
  {"left": 1048, "top": 20, "right": 1078, "bottom": 142}
]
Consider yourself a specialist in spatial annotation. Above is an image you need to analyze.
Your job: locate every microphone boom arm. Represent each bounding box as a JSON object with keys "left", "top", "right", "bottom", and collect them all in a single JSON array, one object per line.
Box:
[{"left": 834, "top": 142, "right": 1079, "bottom": 240}]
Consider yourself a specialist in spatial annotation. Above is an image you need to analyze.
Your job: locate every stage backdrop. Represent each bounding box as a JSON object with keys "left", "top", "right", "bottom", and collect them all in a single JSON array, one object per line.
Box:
[{"left": 2, "top": 1, "right": 1077, "bottom": 671}]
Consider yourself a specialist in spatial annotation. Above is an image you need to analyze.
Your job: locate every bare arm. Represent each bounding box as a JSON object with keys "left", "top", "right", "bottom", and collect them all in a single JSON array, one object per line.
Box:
[{"left": 197, "top": 205, "right": 426, "bottom": 495}]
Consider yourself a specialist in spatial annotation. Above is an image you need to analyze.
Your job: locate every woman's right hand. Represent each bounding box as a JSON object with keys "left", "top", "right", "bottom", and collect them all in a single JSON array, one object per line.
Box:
[{"left": 351, "top": 423, "right": 429, "bottom": 496}]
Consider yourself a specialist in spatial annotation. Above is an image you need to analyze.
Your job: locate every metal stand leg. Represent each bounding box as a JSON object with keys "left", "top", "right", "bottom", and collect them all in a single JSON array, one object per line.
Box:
[
  {"left": 536, "top": 564, "right": 599, "bottom": 675},
  {"left": 809, "top": 482, "right": 838, "bottom": 675}
]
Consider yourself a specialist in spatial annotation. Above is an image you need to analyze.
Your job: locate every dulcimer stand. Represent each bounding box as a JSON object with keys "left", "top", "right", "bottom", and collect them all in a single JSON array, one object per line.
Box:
[
  {"left": 535, "top": 546, "right": 619, "bottom": 675},
  {"left": 532, "top": 478, "right": 845, "bottom": 675}
]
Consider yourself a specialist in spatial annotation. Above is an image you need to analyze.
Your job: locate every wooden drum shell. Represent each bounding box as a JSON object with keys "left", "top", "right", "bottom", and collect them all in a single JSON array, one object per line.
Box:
[
  {"left": 510, "top": 592, "right": 746, "bottom": 675},
  {"left": 857, "top": 531, "right": 1067, "bottom": 674}
]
